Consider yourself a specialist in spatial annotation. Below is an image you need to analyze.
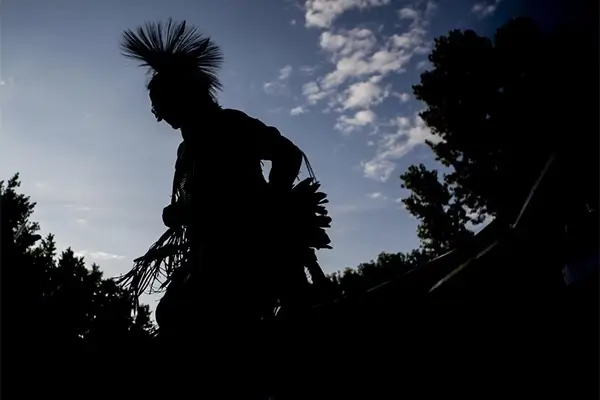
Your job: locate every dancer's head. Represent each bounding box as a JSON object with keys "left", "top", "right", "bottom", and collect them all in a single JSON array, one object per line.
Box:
[
  {"left": 121, "top": 19, "right": 223, "bottom": 130},
  {"left": 146, "top": 70, "right": 218, "bottom": 129}
]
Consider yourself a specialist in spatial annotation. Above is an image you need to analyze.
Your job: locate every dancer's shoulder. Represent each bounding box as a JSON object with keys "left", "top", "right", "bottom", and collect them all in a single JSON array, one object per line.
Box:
[
  {"left": 177, "top": 141, "right": 185, "bottom": 155},
  {"left": 221, "top": 108, "right": 250, "bottom": 118},
  {"left": 221, "top": 108, "right": 267, "bottom": 128}
]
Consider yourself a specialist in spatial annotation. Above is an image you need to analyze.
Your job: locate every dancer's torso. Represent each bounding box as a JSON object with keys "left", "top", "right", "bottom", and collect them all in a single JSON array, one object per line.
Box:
[
  {"left": 156, "top": 110, "right": 283, "bottom": 339},
  {"left": 176, "top": 109, "right": 271, "bottom": 236}
]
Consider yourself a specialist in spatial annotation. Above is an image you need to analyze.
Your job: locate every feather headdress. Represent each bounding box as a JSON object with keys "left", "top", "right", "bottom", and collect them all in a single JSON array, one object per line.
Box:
[{"left": 120, "top": 18, "right": 223, "bottom": 101}]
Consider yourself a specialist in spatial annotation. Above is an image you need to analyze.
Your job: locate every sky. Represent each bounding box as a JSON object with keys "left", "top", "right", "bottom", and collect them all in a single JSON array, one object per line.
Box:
[{"left": 0, "top": 0, "right": 551, "bottom": 309}]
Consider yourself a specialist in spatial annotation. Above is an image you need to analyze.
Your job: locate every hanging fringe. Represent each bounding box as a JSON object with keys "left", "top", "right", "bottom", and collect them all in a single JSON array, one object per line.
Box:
[
  {"left": 301, "top": 150, "right": 316, "bottom": 181},
  {"left": 115, "top": 227, "right": 189, "bottom": 309}
]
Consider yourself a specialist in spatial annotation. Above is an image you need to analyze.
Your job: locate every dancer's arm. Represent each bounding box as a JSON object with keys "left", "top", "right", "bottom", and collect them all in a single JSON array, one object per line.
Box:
[
  {"left": 224, "top": 109, "right": 303, "bottom": 191},
  {"left": 261, "top": 126, "right": 303, "bottom": 191}
]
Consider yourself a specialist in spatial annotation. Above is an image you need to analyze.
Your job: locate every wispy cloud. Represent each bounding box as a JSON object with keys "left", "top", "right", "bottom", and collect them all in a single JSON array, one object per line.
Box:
[
  {"left": 367, "top": 191, "right": 388, "bottom": 200},
  {"left": 299, "top": 65, "right": 320, "bottom": 76},
  {"left": 361, "top": 112, "right": 440, "bottom": 182},
  {"left": 302, "top": 81, "right": 329, "bottom": 104},
  {"left": 263, "top": 65, "right": 294, "bottom": 95},
  {"left": 335, "top": 109, "right": 377, "bottom": 134},
  {"left": 299, "top": 0, "right": 437, "bottom": 135},
  {"left": 304, "top": 0, "right": 390, "bottom": 29},
  {"left": 74, "top": 250, "right": 126, "bottom": 261},
  {"left": 327, "top": 190, "right": 392, "bottom": 217},
  {"left": 315, "top": 27, "right": 411, "bottom": 94},
  {"left": 63, "top": 203, "right": 106, "bottom": 212},
  {"left": 290, "top": 106, "right": 308, "bottom": 116},
  {"left": 471, "top": 0, "right": 502, "bottom": 18},
  {"left": 328, "top": 198, "right": 388, "bottom": 216},
  {"left": 278, "top": 65, "right": 293, "bottom": 80},
  {"left": 342, "top": 75, "right": 391, "bottom": 111},
  {"left": 0, "top": 76, "right": 14, "bottom": 86},
  {"left": 416, "top": 59, "right": 430, "bottom": 70},
  {"left": 394, "top": 92, "right": 411, "bottom": 103}
]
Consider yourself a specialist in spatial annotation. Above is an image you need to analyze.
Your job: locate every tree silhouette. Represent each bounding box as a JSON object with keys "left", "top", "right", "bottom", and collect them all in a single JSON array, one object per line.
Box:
[
  {"left": 400, "top": 164, "right": 475, "bottom": 256},
  {"left": 1, "top": 173, "right": 155, "bottom": 398},
  {"left": 410, "top": 17, "right": 598, "bottom": 225},
  {"left": 328, "top": 250, "right": 430, "bottom": 296},
  {"left": 392, "top": 17, "right": 599, "bottom": 399}
]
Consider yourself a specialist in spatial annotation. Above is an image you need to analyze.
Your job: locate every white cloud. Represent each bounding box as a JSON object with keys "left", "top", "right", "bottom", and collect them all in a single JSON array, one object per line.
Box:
[
  {"left": 394, "top": 2, "right": 436, "bottom": 53},
  {"left": 320, "top": 29, "right": 377, "bottom": 60},
  {"left": 302, "top": 81, "right": 331, "bottom": 104},
  {"left": 263, "top": 81, "right": 287, "bottom": 95},
  {"left": 398, "top": 6, "right": 419, "bottom": 21},
  {"left": 291, "top": 19, "right": 297, "bottom": 25},
  {"left": 319, "top": 39, "right": 412, "bottom": 90},
  {"left": 472, "top": 0, "right": 502, "bottom": 18},
  {"left": 304, "top": 0, "right": 390, "bottom": 29},
  {"left": 63, "top": 204, "right": 101, "bottom": 212},
  {"left": 279, "top": 65, "right": 293, "bottom": 80},
  {"left": 75, "top": 218, "right": 87, "bottom": 225},
  {"left": 390, "top": 26, "right": 427, "bottom": 51},
  {"left": 416, "top": 59, "right": 430, "bottom": 70},
  {"left": 328, "top": 199, "right": 388, "bottom": 216},
  {"left": 396, "top": 116, "right": 410, "bottom": 127},
  {"left": 361, "top": 112, "right": 440, "bottom": 181},
  {"left": 91, "top": 251, "right": 125, "bottom": 260},
  {"left": 367, "top": 191, "right": 388, "bottom": 200},
  {"left": 264, "top": 65, "right": 294, "bottom": 95},
  {"left": 342, "top": 76, "right": 390, "bottom": 110},
  {"left": 75, "top": 249, "right": 126, "bottom": 261},
  {"left": 335, "top": 109, "right": 376, "bottom": 134},
  {"left": 299, "top": 65, "right": 319, "bottom": 75},
  {"left": 361, "top": 159, "right": 396, "bottom": 182},
  {"left": 300, "top": 1, "right": 437, "bottom": 134},
  {"left": 290, "top": 106, "right": 308, "bottom": 115},
  {"left": 394, "top": 92, "right": 411, "bottom": 103}
]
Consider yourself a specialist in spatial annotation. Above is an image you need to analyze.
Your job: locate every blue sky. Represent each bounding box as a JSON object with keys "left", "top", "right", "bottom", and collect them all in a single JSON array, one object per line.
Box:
[{"left": 1, "top": 0, "right": 532, "bottom": 307}]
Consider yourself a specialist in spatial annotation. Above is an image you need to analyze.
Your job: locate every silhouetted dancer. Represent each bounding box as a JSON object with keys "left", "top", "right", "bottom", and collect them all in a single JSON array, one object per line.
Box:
[{"left": 116, "top": 19, "right": 333, "bottom": 395}]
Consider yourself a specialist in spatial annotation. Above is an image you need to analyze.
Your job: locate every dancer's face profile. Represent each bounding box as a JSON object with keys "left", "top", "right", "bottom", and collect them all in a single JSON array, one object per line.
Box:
[
  {"left": 149, "top": 88, "right": 184, "bottom": 130},
  {"left": 148, "top": 74, "right": 218, "bottom": 132},
  {"left": 148, "top": 74, "right": 188, "bottom": 130},
  {"left": 149, "top": 78, "right": 214, "bottom": 131}
]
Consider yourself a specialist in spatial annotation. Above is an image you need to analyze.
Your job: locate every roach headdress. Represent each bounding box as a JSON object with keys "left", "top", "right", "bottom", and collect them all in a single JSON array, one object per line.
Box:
[{"left": 120, "top": 18, "right": 223, "bottom": 102}]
